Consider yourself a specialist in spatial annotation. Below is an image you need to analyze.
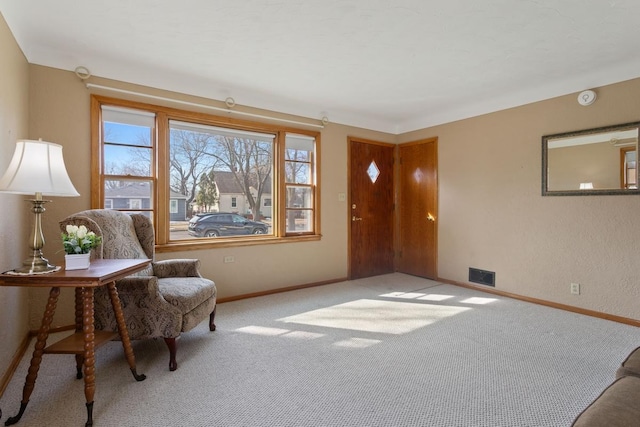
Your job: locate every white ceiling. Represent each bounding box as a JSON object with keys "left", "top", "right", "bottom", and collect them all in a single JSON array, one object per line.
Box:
[{"left": 2, "top": 1, "right": 640, "bottom": 134}]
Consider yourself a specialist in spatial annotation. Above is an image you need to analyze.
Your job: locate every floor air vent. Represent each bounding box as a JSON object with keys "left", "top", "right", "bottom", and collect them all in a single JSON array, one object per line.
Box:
[{"left": 469, "top": 268, "right": 495, "bottom": 287}]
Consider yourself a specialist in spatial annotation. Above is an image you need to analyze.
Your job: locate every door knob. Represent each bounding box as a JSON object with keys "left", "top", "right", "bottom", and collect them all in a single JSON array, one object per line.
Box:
[
  {"left": 427, "top": 213, "right": 435, "bottom": 222},
  {"left": 352, "top": 216, "right": 363, "bottom": 221}
]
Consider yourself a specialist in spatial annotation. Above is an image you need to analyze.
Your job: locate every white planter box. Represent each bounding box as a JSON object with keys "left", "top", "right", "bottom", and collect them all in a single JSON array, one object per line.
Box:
[{"left": 65, "top": 253, "right": 91, "bottom": 270}]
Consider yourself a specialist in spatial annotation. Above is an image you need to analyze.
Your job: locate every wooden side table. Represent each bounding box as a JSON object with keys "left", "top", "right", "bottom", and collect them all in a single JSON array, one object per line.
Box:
[{"left": 0, "top": 258, "right": 151, "bottom": 427}]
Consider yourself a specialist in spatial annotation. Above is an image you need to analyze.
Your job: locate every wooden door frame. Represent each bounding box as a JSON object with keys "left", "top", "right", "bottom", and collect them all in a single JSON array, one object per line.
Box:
[
  {"left": 347, "top": 136, "right": 397, "bottom": 279},
  {"left": 620, "top": 146, "right": 637, "bottom": 189}
]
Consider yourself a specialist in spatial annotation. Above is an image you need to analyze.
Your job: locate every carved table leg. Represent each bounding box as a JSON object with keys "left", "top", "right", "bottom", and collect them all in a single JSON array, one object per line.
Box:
[
  {"left": 5, "top": 287, "right": 60, "bottom": 426},
  {"left": 75, "top": 288, "right": 84, "bottom": 379},
  {"left": 106, "top": 282, "right": 146, "bottom": 381},
  {"left": 81, "top": 287, "right": 96, "bottom": 427}
]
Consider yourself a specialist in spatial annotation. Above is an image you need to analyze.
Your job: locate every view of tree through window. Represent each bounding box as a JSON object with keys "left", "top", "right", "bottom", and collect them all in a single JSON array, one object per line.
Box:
[
  {"left": 169, "top": 121, "right": 275, "bottom": 236},
  {"left": 93, "top": 96, "right": 319, "bottom": 247}
]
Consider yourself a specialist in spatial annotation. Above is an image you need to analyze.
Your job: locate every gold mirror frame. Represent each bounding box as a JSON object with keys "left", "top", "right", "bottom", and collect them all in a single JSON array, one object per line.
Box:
[{"left": 542, "top": 121, "right": 640, "bottom": 196}]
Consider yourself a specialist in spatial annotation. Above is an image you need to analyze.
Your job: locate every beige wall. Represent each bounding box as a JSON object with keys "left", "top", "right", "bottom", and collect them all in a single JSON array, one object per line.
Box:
[
  {"left": 0, "top": 12, "right": 30, "bottom": 381},
  {"left": 399, "top": 77, "right": 640, "bottom": 319}
]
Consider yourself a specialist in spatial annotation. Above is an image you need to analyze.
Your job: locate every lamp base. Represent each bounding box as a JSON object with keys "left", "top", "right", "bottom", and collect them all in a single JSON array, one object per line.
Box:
[
  {"left": 12, "top": 195, "right": 58, "bottom": 274},
  {"left": 14, "top": 253, "right": 57, "bottom": 274}
]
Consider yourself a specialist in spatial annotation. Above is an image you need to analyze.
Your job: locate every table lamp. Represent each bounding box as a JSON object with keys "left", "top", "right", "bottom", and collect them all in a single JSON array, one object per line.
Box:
[{"left": 0, "top": 139, "right": 80, "bottom": 273}]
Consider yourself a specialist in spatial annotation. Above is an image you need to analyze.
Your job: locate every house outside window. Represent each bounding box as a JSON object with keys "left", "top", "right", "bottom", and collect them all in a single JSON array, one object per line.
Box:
[
  {"left": 91, "top": 95, "right": 320, "bottom": 249},
  {"left": 129, "top": 199, "right": 142, "bottom": 210},
  {"left": 104, "top": 199, "right": 113, "bottom": 209}
]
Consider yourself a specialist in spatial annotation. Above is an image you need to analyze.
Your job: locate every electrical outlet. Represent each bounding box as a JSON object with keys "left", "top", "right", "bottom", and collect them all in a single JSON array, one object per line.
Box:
[
  {"left": 570, "top": 283, "right": 580, "bottom": 295},
  {"left": 223, "top": 256, "right": 235, "bottom": 263}
]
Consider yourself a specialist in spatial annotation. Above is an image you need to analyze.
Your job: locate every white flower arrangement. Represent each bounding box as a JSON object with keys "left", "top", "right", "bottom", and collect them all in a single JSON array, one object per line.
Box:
[{"left": 61, "top": 225, "right": 102, "bottom": 255}]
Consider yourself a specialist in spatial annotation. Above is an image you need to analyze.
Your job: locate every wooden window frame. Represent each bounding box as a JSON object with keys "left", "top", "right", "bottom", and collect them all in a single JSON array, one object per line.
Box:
[{"left": 91, "top": 95, "right": 321, "bottom": 252}]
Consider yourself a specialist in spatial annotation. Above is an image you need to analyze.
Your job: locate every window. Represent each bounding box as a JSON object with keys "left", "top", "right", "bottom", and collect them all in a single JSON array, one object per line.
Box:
[
  {"left": 91, "top": 95, "right": 320, "bottom": 249},
  {"left": 285, "top": 134, "right": 315, "bottom": 233},
  {"left": 99, "top": 105, "right": 154, "bottom": 220}
]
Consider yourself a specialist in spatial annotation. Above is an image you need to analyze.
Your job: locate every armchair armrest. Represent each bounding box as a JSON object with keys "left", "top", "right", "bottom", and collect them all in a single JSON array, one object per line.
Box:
[
  {"left": 152, "top": 259, "right": 202, "bottom": 278},
  {"left": 116, "top": 276, "right": 162, "bottom": 295},
  {"left": 105, "top": 275, "right": 183, "bottom": 340}
]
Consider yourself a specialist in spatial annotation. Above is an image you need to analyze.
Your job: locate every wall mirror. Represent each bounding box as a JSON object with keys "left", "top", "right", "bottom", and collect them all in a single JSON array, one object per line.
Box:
[{"left": 542, "top": 121, "right": 640, "bottom": 196}]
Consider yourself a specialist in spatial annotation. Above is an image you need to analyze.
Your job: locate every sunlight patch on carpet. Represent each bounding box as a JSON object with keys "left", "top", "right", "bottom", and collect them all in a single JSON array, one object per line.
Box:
[
  {"left": 460, "top": 297, "right": 498, "bottom": 305},
  {"left": 418, "top": 294, "right": 455, "bottom": 301},
  {"left": 236, "top": 325, "right": 290, "bottom": 336},
  {"left": 283, "top": 330, "right": 324, "bottom": 340},
  {"left": 236, "top": 325, "right": 325, "bottom": 340},
  {"left": 333, "top": 337, "right": 381, "bottom": 348},
  {"left": 381, "top": 291, "right": 456, "bottom": 302},
  {"left": 380, "top": 291, "right": 427, "bottom": 299},
  {"left": 278, "top": 299, "right": 471, "bottom": 334}
]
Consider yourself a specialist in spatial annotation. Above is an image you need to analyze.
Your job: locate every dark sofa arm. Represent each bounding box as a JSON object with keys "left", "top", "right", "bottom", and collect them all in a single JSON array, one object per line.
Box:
[{"left": 571, "top": 376, "right": 640, "bottom": 426}]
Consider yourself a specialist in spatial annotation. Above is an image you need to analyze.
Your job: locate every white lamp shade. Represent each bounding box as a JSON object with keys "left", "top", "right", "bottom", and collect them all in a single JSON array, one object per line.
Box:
[{"left": 0, "top": 139, "right": 80, "bottom": 197}]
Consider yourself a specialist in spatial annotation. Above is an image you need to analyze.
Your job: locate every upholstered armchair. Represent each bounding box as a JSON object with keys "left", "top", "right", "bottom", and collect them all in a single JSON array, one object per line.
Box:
[{"left": 59, "top": 209, "right": 216, "bottom": 371}]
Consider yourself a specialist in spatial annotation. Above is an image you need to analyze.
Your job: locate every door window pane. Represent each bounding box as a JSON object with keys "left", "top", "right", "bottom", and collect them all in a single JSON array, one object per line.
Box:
[{"left": 367, "top": 161, "right": 380, "bottom": 183}]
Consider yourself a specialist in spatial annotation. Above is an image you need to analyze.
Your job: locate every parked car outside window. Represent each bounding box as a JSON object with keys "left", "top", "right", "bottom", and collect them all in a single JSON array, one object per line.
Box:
[{"left": 188, "top": 213, "right": 268, "bottom": 237}]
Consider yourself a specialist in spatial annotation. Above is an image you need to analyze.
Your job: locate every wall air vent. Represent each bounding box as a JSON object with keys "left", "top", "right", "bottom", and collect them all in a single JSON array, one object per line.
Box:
[{"left": 469, "top": 268, "right": 495, "bottom": 287}]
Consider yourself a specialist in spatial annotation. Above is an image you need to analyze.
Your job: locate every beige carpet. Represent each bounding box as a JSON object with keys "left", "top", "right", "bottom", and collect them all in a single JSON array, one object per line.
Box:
[{"left": 2, "top": 273, "right": 639, "bottom": 426}]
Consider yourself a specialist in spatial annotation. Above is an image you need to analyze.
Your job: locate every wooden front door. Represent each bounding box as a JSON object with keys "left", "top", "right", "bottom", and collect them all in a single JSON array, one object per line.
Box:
[
  {"left": 349, "top": 137, "right": 395, "bottom": 279},
  {"left": 398, "top": 138, "right": 438, "bottom": 279}
]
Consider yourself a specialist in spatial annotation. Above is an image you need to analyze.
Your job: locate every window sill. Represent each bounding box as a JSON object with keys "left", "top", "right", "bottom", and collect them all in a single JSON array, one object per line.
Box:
[{"left": 155, "top": 234, "right": 321, "bottom": 253}]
